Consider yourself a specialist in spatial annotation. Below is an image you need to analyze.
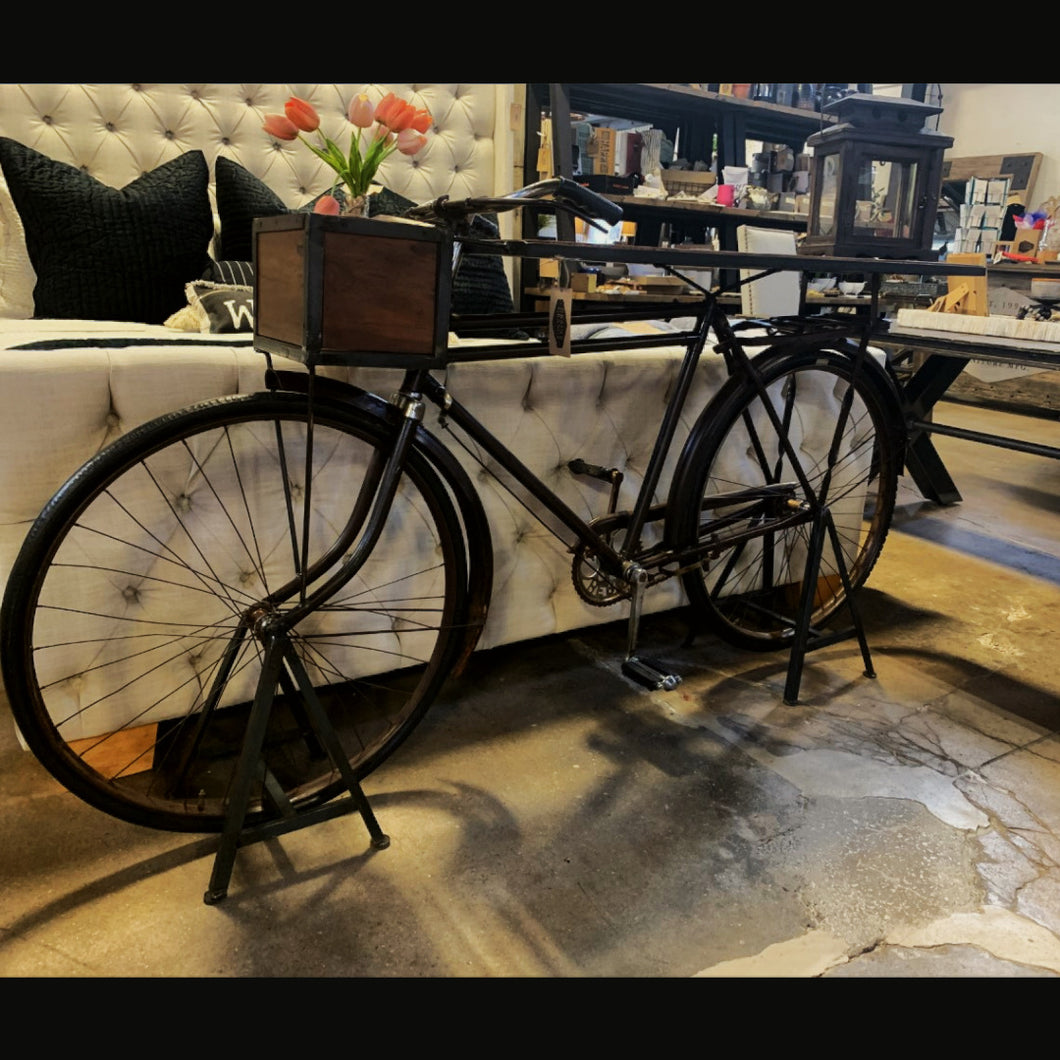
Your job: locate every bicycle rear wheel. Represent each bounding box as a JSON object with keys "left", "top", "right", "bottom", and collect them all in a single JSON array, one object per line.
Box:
[
  {"left": 2, "top": 391, "right": 468, "bottom": 832},
  {"left": 675, "top": 345, "right": 900, "bottom": 651}
]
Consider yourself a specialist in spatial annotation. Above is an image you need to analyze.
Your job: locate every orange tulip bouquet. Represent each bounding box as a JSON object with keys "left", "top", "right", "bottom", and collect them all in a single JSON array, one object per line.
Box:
[{"left": 263, "top": 91, "right": 433, "bottom": 215}]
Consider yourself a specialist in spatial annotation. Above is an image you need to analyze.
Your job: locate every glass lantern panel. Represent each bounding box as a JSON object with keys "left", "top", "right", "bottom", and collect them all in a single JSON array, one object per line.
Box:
[
  {"left": 854, "top": 157, "right": 918, "bottom": 240},
  {"left": 811, "top": 153, "right": 839, "bottom": 237}
]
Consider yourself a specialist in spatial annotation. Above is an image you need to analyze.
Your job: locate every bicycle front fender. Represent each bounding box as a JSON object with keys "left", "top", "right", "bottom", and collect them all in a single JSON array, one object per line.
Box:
[{"left": 266, "top": 369, "right": 494, "bottom": 673}]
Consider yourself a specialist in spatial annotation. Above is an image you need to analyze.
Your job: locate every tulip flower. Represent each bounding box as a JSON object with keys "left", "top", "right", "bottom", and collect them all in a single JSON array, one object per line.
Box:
[
  {"left": 396, "top": 128, "right": 428, "bottom": 156},
  {"left": 270, "top": 91, "right": 433, "bottom": 211},
  {"left": 313, "top": 194, "right": 341, "bottom": 215},
  {"left": 377, "top": 97, "right": 431, "bottom": 135},
  {"left": 383, "top": 101, "right": 415, "bottom": 133},
  {"left": 348, "top": 93, "right": 374, "bottom": 128},
  {"left": 374, "top": 92, "right": 400, "bottom": 128},
  {"left": 262, "top": 113, "right": 299, "bottom": 141},
  {"left": 285, "top": 96, "right": 321, "bottom": 132}
]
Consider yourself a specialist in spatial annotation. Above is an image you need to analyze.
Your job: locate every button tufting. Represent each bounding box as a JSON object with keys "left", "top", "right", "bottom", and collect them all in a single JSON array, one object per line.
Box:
[
  {"left": 42, "top": 115, "right": 52, "bottom": 125},
  {"left": 105, "top": 122, "right": 116, "bottom": 132},
  {"left": 164, "top": 130, "right": 175, "bottom": 140}
]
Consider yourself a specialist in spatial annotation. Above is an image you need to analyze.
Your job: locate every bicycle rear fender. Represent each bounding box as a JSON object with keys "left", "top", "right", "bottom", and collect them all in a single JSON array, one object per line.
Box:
[
  {"left": 663, "top": 339, "right": 907, "bottom": 547},
  {"left": 266, "top": 369, "right": 493, "bottom": 674}
]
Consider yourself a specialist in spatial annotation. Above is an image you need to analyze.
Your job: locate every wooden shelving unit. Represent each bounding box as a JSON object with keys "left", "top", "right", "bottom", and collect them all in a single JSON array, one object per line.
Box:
[{"left": 520, "top": 83, "right": 836, "bottom": 303}]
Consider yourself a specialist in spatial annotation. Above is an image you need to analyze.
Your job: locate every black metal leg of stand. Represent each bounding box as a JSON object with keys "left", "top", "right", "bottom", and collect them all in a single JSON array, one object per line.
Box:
[
  {"left": 203, "top": 633, "right": 389, "bottom": 905},
  {"left": 205, "top": 635, "right": 287, "bottom": 904},
  {"left": 280, "top": 640, "right": 390, "bottom": 850},
  {"left": 784, "top": 507, "right": 875, "bottom": 706}
]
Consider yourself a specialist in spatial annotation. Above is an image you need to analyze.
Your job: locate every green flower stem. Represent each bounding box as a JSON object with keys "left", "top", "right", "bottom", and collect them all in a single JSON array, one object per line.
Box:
[{"left": 300, "top": 129, "right": 400, "bottom": 201}]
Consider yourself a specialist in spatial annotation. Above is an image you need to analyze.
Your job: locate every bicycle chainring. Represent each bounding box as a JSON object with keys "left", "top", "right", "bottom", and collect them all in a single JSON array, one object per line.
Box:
[{"left": 572, "top": 515, "right": 631, "bottom": 607}]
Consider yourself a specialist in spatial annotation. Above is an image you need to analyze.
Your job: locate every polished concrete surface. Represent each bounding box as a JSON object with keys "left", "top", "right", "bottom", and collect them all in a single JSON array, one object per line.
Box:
[{"left": 1, "top": 400, "right": 1058, "bottom": 977}]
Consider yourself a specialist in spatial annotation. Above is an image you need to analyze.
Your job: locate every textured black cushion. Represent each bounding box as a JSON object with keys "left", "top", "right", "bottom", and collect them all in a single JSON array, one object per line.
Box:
[
  {"left": 215, "top": 159, "right": 522, "bottom": 335},
  {"left": 0, "top": 139, "right": 213, "bottom": 324},
  {"left": 215, "top": 157, "right": 287, "bottom": 261}
]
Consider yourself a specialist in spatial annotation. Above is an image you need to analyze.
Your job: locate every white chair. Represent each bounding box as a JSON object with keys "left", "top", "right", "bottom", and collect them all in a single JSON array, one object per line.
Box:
[{"left": 737, "top": 225, "right": 802, "bottom": 318}]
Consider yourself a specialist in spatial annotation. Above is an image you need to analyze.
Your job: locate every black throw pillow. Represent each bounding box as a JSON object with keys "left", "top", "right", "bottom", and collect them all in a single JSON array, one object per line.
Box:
[
  {"left": 214, "top": 156, "right": 288, "bottom": 261},
  {"left": 0, "top": 139, "right": 213, "bottom": 324}
]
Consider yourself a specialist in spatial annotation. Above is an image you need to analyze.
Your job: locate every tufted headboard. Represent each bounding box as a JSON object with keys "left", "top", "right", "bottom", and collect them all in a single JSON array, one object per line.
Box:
[{"left": 0, "top": 83, "right": 516, "bottom": 231}]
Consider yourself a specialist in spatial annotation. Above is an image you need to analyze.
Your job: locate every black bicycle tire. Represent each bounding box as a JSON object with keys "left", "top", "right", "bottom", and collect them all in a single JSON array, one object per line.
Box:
[
  {"left": 2, "top": 391, "right": 469, "bottom": 832},
  {"left": 674, "top": 345, "right": 901, "bottom": 651}
]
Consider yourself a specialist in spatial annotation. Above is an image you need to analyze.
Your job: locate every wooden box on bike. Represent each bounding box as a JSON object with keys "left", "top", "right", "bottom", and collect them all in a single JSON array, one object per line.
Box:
[{"left": 252, "top": 213, "right": 453, "bottom": 369}]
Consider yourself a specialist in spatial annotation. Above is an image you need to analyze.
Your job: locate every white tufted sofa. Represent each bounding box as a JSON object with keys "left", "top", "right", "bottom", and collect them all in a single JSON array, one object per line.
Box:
[{"left": 0, "top": 83, "right": 731, "bottom": 714}]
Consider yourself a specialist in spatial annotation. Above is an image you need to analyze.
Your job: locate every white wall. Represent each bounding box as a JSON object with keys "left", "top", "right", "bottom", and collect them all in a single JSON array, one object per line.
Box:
[
  {"left": 934, "top": 84, "right": 1060, "bottom": 209},
  {"left": 874, "top": 84, "right": 1060, "bottom": 210}
]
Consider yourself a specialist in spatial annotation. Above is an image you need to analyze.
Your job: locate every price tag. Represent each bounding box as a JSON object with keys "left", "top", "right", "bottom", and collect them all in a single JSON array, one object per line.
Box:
[{"left": 547, "top": 287, "right": 572, "bottom": 357}]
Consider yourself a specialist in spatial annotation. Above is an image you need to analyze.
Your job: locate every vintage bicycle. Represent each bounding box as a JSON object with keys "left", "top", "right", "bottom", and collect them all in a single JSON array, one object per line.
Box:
[{"left": 0, "top": 178, "right": 979, "bottom": 899}]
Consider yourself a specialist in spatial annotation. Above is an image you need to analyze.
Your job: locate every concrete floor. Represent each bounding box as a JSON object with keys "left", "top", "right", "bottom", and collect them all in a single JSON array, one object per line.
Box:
[{"left": 1, "top": 399, "right": 1058, "bottom": 977}]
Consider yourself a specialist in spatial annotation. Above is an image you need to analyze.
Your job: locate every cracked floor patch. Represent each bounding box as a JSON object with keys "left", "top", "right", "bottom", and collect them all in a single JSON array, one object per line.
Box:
[
  {"left": 886, "top": 907, "right": 1060, "bottom": 974},
  {"left": 750, "top": 747, "right": 988, "bottom": 830}
]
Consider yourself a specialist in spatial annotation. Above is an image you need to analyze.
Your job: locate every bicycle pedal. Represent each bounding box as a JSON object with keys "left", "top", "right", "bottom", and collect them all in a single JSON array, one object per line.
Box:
[{"left": 622, "top": 655, "right": 681, "bottom": 691}]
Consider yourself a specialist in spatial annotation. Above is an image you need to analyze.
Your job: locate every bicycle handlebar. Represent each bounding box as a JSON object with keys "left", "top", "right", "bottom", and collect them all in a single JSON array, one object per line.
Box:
[
  {"left": 535, "top": 177, "right": 624, "bottom": 227},
  {"left": 405, "top": 177, "right": 624, "bottom": 230}
]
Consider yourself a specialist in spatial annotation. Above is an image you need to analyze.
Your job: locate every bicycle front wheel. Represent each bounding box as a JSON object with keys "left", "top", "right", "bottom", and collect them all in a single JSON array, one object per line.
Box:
[
  {"left": 675, "top": 346, "right": 901, "bottom": 651},
  {"left": 2, "top": 391, "right": 468, "bottom": 832}
]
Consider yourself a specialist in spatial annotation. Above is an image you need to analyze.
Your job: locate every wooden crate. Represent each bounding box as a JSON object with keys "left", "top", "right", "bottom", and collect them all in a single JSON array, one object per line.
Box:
[{"left": 253, "top": 212, "right": 453, "bottom": 369}]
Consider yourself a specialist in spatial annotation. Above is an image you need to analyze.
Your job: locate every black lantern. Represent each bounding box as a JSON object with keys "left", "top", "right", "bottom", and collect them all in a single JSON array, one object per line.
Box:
[{"left": 799, "top": 93, "right": 953, "bottom": 259}]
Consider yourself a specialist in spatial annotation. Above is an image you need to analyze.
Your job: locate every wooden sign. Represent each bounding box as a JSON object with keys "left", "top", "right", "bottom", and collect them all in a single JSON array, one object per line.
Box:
[{"left": 943, "top": 153, "right": 1043, "bottom": 202}]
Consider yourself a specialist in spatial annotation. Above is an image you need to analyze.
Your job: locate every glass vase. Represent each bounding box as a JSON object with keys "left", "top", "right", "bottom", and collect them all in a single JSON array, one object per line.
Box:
[{"left": 341, "top": 191, "right": 368, "bottom": 218}]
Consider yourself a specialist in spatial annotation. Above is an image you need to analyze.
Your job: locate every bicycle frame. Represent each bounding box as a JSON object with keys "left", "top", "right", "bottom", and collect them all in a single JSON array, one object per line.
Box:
[
  {"left": 270, "top": 246, "right": 886, "bottom": 624},
  {"left": 253, "top": 182, "right": 985, "bottom": 687}
]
